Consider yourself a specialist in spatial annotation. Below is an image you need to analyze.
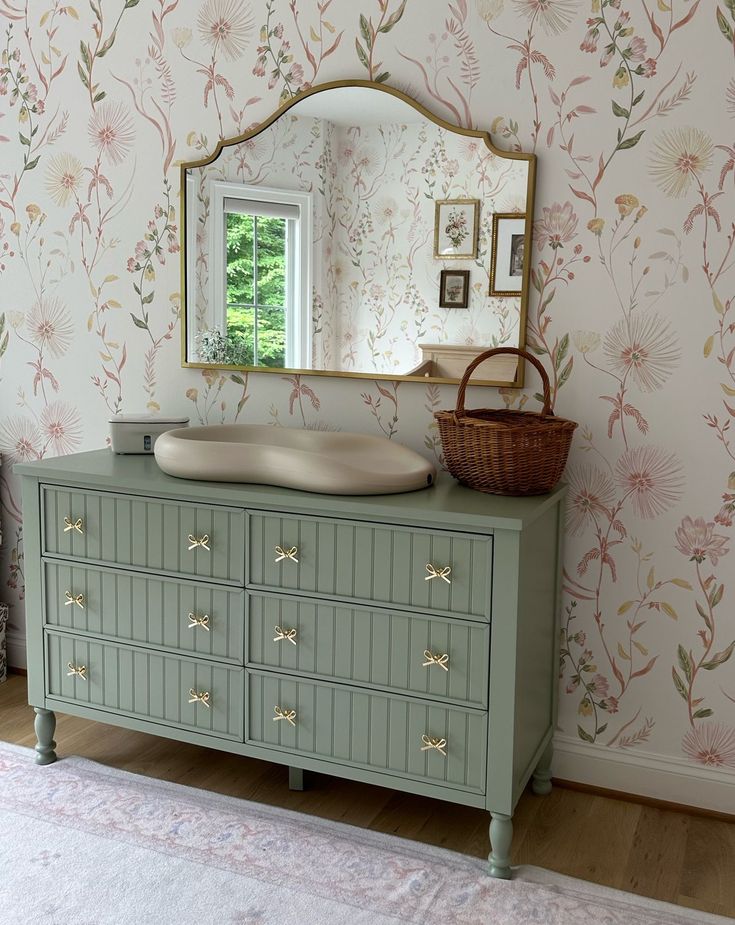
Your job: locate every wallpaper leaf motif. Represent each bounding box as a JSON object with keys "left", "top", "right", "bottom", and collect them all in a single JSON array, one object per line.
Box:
[{"left": 0, "top": 0, "right": 733, "bottom": 790}]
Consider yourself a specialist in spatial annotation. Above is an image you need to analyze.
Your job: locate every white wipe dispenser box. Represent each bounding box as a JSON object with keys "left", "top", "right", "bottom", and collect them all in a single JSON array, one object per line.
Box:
[{"left": 109, "top": 414, "right": 189, "bottom": 454}]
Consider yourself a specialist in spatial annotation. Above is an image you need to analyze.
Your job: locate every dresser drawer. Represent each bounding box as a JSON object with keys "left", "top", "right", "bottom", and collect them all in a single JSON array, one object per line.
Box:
[
  {"left": 42, "top": 486, "right": 245, "bottom": 584},
  {"left": 248, "top": 593, "right": 489, "bottom": 708},
  {"left": 247, "top": 671, "right": 487, "bottom": 793},
  {"left": 45, "top": 632, "right": 244, "bottom": 740},
  {"left": 248, "top": 513, "right": 492, "bottom": 618},
  {"left": 43, "top": 561, "right": 244, "bottom": 664}
]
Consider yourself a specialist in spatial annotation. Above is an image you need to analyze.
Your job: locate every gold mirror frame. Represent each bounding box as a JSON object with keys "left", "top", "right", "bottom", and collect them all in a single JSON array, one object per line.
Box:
[{"left": 179, "top": 78, "right": 537, "bottom": 388}]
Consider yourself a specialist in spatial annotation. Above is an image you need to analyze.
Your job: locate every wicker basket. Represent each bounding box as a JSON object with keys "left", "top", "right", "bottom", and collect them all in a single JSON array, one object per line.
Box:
[{"left": 435, "top": 346, "right": 577, "bottom": 496}]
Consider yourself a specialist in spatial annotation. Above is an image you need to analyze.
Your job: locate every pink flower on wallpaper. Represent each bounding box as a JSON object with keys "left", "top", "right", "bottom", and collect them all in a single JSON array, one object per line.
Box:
[
  {"left": 0, "top": 416, "right": 42, "bottom": 462},
  {"left": 534, "top": 201, "right": 577, "bottom": 250},
  {"left": 27, "top": 296, "right": 74, "bottom": 358},
  {"left": 592, "top": 674, "right": 609, "bottom": 697},
  {"left": 198, "top": 0, "right": 254, "bottom": 62},
  {"left": 44, "top": 153, "right": 83, "bottom": 207},
  {"left": 627, "top": 36, "right": 647, "bottom": 62},
  {"left": 715, "top": 493, "right": 735, "bottom": 527},
  {"left": 682, "top": 723, "right": 735, "bottom": 768},
  {"left": 513, "top": 0, "right": 579, "bottom": 35},
  {"left": 88, "top": 102, "right": 135, "bottom": 166},
  {"left": 615, "top": 446, "right": 683, "bottom": 519},
  {"left": 375, "top": 197, "right": 399, "bottom": 224},
  {"left": 39, "top": 402, "right": 82, "bottom": 456},
  {"left": 352, "top": 147, "right": 379, "bottom": 176},
  {"left": 604, "top": 696, "right": 619, "bottom": 714},
  {"left": 565, "top": 464, "right": 616, "bottom": 535},
  {"left": 603, "top": 314, "right": 680, "bottom": 392},
  {"left": 674, "top": 516, "right": 730, "bottom": 566},
  {"left": 600, "top": 45, "right": 615, "bottom": 67},
  {"left": 460, "top": 139, "right": 482, "bottom": 161},
  {"left": 580, "top": 21, "right": 599, "bottom": 53},
  {"left": 649, "top": 127, "right": 713, "bottom": 199}
]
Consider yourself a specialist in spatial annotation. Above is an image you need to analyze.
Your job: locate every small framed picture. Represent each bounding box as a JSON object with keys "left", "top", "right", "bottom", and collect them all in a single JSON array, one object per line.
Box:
[
  {"left": 434, "top": 199, "right": 480, "bottom": 259},
  {"left": 439, "top": 269, "right": 470, "bottom": 308},
  {"left": 490, "top": 214, "right": 527, "bottom": 296}
]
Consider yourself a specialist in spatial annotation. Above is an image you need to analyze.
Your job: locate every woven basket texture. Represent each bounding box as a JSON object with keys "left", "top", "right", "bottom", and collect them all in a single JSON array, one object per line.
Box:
[{"left": 435, "top": 347, "right": 577, "bottom": 496}]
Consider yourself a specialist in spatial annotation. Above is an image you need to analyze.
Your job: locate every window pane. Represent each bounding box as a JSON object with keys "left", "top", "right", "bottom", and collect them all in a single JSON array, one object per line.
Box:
[
  {"left": 226, "top": 212, "right": 254, "bottom": 307},
  {"left": 255, "top": 217, "right": 286, "bottom": 307},
  {"left": 256, "top": 306, "right": 286, "bottom": 368},
  {"left": 224, "top": 305, "right": 255, "bottom": 366}
]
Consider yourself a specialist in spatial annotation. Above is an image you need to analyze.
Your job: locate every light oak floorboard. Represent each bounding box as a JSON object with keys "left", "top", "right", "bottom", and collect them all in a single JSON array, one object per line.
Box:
[{"left": 1, "top": 676, "right": 732, "bottom": 917}]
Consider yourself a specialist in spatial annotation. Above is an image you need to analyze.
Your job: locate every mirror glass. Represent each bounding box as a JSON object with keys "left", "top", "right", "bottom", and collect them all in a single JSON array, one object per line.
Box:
[{"left": 182, "top": 83, "right": 535, "bottom": 386}]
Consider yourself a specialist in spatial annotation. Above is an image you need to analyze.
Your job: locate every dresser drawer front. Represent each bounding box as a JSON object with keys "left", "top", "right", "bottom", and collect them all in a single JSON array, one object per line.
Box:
[
  {"left": 248, "top": 672, "right": 487, "bottom": 793},
  {"left": 42, "top": 487, "right": 245, "bottom": 584},
  {"left": 43, "top": 562, "right": 244, "bottom": 663},
  {"left": 248, "top": 514, "right": 491, "bottom": 618},
  {"left": 46, "top": 633, "right": 244, "bottom": 739},
  {"left": 249, "top": 595, "right": 489, "bottom": 708}
]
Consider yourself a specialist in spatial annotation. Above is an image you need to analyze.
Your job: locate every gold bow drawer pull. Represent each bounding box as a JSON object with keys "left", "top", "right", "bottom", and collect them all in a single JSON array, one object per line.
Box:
[
  {"left": 187, "top": 534, "right": 210, "bottom": 551},
  {"left": 188, "top": 612, "right": 211, "bottom": 631},
  {"left": 421, "top": 734, "right": 447, "bottom": 757},
  {"left": 63, "top": 516, "right": 84, "bottom": 535},
  {"left": 425, "top": 563, "right": 452, "bottom": 584},
  {"left": 67, "top": 662, "right": 87, "bottom": 681},
  {"left": 273, "top": 705, "right": 297, "bottom": 726},
  {"left": 188, "top": 689, "right": 211, "bottom": 708},
  {"left": 275, "top": 545, "right": 298, "bottom": 563},
  {"left": 273, "top": 625, "right": 297, "bottom": 645},
  {"left": 423, "top": 650, "right": 449, "bottom": 671},
  {"left": 64, "top": 591, "right": 85, "bottom": 610}
]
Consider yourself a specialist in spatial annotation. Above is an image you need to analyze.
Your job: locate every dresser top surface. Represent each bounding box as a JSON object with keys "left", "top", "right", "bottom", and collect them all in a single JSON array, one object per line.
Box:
[{"left": 16, "top": 448, "right": 565, "bottom": 532}]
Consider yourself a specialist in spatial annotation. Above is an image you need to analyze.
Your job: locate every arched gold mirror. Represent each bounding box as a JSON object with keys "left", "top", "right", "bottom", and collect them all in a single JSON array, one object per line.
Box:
[{"left": 180, "top": 79, "right": 536, "bottom": 387}]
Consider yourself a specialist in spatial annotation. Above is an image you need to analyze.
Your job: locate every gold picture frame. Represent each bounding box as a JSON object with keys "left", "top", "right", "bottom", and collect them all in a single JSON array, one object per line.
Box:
[
  {"left": 490, "top": 213, "right": 527, "bottom": 297},
  {"left": 434, "top": 199, "right": 480, "bottom": 259}
]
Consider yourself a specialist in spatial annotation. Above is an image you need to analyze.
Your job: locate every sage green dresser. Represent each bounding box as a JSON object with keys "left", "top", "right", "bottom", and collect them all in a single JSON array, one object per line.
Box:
[{"left": 17, "top": 449, "right": 565, "bottom": 879}]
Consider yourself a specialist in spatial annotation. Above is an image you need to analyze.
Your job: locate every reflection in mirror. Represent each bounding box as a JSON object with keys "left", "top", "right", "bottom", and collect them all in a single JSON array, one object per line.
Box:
[{"left": 183, "top": 83, "right": 534, "bottom": 385}]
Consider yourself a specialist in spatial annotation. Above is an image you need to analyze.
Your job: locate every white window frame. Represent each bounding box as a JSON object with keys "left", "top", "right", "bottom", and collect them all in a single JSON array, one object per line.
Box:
[{"left": 209, "top": 181, "right": 312, "bottom": 369}]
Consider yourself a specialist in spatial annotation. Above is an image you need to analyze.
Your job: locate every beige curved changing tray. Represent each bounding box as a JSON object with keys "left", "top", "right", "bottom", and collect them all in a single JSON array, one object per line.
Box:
[{"left": 154, "top": 424, "right": 436, "bottom": 495}]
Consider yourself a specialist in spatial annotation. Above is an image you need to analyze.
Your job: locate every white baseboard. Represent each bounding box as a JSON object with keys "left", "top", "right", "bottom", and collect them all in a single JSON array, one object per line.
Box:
[
  {"left": 553, "top": 733, "right": 735, "bottom": 815},
  {"left": 6, "top": 630, "right": 26, "bottom": 671}
]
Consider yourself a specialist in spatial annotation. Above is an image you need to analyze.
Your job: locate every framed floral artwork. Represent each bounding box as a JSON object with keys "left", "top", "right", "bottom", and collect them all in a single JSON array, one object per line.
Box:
[
  {"left": 434, "top": 199, "right": 480, "bottom": 259},
  {"left": 490, "top": 213, "right": 526, "bottom": 296},
  {"left": 439, "top": 269, "right": 470, "bottom": 308}
]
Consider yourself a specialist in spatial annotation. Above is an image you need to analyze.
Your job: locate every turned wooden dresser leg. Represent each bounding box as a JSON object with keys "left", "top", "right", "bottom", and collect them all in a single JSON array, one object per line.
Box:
[
  {"left": 532, "top": 740, "right": 553, "bottom": 796},
  {"left": 34, "top": 708, "right": 57, "bottom": 766},
  {"left": 288, "top": 766, "right": 305, "bottom": 791},
  {"left": 488, "top": 812, "right": 513, "bottom": 879}
]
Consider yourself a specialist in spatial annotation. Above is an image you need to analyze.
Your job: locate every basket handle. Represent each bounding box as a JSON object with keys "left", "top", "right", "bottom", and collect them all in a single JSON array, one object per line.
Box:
[{"left": 454, "top": 347, "right": 553, "bottom": 418}]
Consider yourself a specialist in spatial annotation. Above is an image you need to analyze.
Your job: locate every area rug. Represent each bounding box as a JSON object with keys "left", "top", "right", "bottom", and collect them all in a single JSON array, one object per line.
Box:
[{"left": 0, "top": 741, "right": 729, "bottom": 925}]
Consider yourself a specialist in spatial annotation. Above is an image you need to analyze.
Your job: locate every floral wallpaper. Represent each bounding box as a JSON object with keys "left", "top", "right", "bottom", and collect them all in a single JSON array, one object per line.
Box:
[
  {"left": 191, "top": 111, "right": 527, "bottom": 375},
  {"left": 324, "top": 118, "right": 528, "bottom": 373},
  {"left": 1, "top": 0, "right": 734, "bottom": 791}
]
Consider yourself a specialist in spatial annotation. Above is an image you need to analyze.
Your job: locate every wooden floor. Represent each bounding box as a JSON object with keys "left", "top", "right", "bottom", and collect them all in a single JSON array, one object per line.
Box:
[{"left": 2, "top": 675, "right": 733, "bottom": 918}]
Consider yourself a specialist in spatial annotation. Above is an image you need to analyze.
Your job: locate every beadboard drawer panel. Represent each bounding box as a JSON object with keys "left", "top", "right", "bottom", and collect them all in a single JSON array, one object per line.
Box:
[
  {"left": 248, "top": 672, "right": 487, "bottom": 793},
  {"left": 45, "top": 632, "right": 244, "bottom": 740},
  {"left": 248, "top": 513, "right": 491, "bottom": 618},
  {"left": 249, "top": 594, "right": 489, "bottom": 708},
  {"left": 43, "top": 561, "right": 244, "bottom": 663},
  {"left": 42, "top": 486, "right": 245, "bottom": 584}
]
